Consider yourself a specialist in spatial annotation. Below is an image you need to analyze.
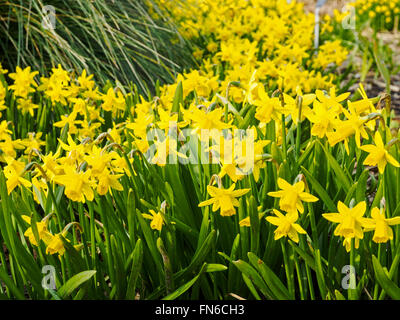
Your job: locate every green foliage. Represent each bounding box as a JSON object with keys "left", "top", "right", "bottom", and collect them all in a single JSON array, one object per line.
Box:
[{"left": 0, "top": 0, "right": 195, "bottom": 92}]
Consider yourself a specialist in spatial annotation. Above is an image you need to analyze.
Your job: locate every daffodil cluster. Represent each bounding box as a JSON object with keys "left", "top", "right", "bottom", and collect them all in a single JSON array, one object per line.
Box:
[
  {"left": 22, "top": 214, "right": 82, "bottom": 257},
  {"left": 349, "top": 0, "right": 400, "bottom": 30},
  {"left": 153, "top": 0, "right": 349, "bottom": 96},
  {"left": 323, "top": 201, "right": 400, "bottom": 252},
  {"left": 0, "top": 0, "right": 399, "bottom": 257},
  {"left": 265, "top": 177, "right": 318, "bottom": 243}
]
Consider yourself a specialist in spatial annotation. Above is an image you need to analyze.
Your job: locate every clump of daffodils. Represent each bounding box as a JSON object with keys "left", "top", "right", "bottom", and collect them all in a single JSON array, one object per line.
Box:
[
  {"left": 323, "top": 201, "right": 400, "bottom": 251},
  {"left": 265, "top": 177, "right": 318, "bottom": 243}
]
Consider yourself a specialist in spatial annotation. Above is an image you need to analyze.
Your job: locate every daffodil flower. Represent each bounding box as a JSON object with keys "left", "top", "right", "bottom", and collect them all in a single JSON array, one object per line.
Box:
[
  {"left": 96, "top": 170, "right": 123, "bottom": 196},
  {"left": 326, "top": 101, "right": 371, "bottom": 154},
  {"left": 3, "top": 157, "right": 32, "bottom": 194},
  {"left": 22, "top": 215, "right": 53, "bottom": 246},
  {"left": 198, "top": 183, "right": 250, "bottom": 216},
  {"left": 322, "top": 201, "right": 371, "bottom": 240},
  {"left": 306, "top": 100, "right": 339, "bottom": 139},
  {"left": 17, "top": 98, "right": 39, "bottom": 117},
  {"left": 142, "top": 210, "right": 165, "bottom": 231},
  {"left": 266, "top": 209, "right": 307, "bottom": 243},
  {"left": 363, "top": 208, "right": 400, "bottom": 244},
  {"left": 267, "top": 178, "right": 318, "bottom": 214},
  {"left": 45, "top": 222, "right": 82, "bottom": 256},
  {"left": 239, "top": 216, "right": 251, "bottom": 227},
  {"left": 101, "top": 88, "right": 125, "bottom": 112},
  {"left": 46, "top": 232, "right": 68, "bottom": 256},
  {"left": 53, "top": 165, "right": 95, "bottom": 203},
  {"left": 342, "top": 237, "right": 360, "bottom": 253},
  {"left": 254, "top": 86, "right": 284, "bottom": 124},
  {"left": 8, "top": 66, "right": 38, "bottom": 98},
  {"left": 360, "top": 131, "right": 400, "bottom": 174}
]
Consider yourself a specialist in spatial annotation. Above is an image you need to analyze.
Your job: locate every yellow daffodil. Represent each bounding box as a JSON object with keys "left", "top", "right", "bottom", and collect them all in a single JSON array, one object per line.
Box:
[
  {"left": 326, "top": 102, "right": 370, "bottom": 154},
  {"left": 21, "top": 132, "right": 46, "bottom": 155},
  {"left": 151, "top": 136, "right": 188, "bottom": 166},
  {"left": 322, "top": 201, "right": 371, "bottom": 240},
  {"left": 239, "top": 216, "right": 251, "bottom": 227},
  {"left": 0, "top": 120, "right": 12, "bottom": 140},
  {"left": 184, "top": 106, "right": 230, "bottom": 135},
  {"left": 198, "top": 183, "right": 250, "bottom": 216},
  {"left": 343, "top": 236, "right": 360, "bottom": 252},
  {"left": 101, "top": 88, "right": 125, "bottom": 113},
  {"left": 254, "top": 86, "right": 284, "bottom": 124},
  {"left": 360, "top": 131, "right": 400, "bottom": 174},
  {"left": 45, "top": 222, "right": 81, "bottom": 256},
  {"left": 57, "top": 134, "right": 87, "bottom": 165},
  {"left": 77, "top": 69, "right": 95, "bottom": 91},
  {"left": 283, "top": 92, "right": 315, "bottom": 124},
  {"left": 306, "top": 100, "right": 339, "bottom": 139},
  {"left": 268, "top": 178, "right": 318, "bottom": 214},
  {"left": 96, "top": 169, "right": 123, "bottom": 196},
  {"left": 8, "top": 66, "right": 38, "bottom": 98},
  {"left": 3, "top": 158, "right": 32, "bottom": 194},
  {"left": 46, "top": 232, "right": 68, "bottom": 256},
  {"left": 363, "top": 208, "right": 400, "bottom": 244},
  {"left": 54, "top": 111, "right": 79, "bottom": 135},
  {"left": 142, "top": 210, "right": 164, "bottom": 231},
  {"left": 266, "top": 209, "right": 307, "bottom": 243},
  {"left": 17, "top": 98, "right": 38, "bottom": 117},
  {"left": 83, "top": 145, "right": 113, "bottom": 177},
  {"left": 22, "top": 215, "right": 53, "bottom": 246},
  {"left": 53, "top": 166, "right": 95, "bottom": 203}
]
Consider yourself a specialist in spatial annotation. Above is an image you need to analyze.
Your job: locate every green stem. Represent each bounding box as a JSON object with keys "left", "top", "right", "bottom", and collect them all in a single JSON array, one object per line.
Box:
[
  {"left": 88, "top": 201, "right": 97, "bottom": 287},
  {"left": 379, "top": 240, "right": 400, "bottom": 299},
  {"left": 295, "top": 96, "right": 303, "bottom": 164},
  {"left": 300, "top": 236, "right": 315, "bottom": 300},
  {"left": 348, "top": 238, "right": 357, "bottom": 300},
  {"left": 46, "top": 181, "right": 64, "bottom": 233},
  {"left": 293, "top": 247, "right": 305, "bottom": 300},
  {"left": 374, "top": 244, "right": 381, "bottom": 300},
  {"left": 307, "top": 202, "right": 327, "bottom": 299},
  {"left": 281, "top": 239, "right": 294, "bottom": 299},
  {"left": 281, "top": 114, "right": 287, "bottom": 161}
]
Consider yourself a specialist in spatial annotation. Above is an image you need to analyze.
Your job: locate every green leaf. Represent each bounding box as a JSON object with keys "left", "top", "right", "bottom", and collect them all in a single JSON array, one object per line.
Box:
[
  {"left": 301, "top": 166, "right": 337, "bottom": 212},
  {"left": 185, "top": 230, "right": 216, "bottom": 276},
  {"left": 249, "top": 196, "right": 260, "bottom": 254},
  {"left": 355, "top": 170, "right": 369, "bottom": 203},
  {"left": 126, "top": 239, "right": 143, "bottom": 299},
  {"left": 317, "top": 141, "right": 352, "bottom": 192},
  {"left": 172, "top": 81, "right": 183, "bottom": 118},
  {"left": 242, "top": 274, "right": 262, "bottom": 300},
  {"left": 372, "top": 255, "right": 400, "bottom": 299},
  {"left": 204, "top": 264, "right": 228, "bottom": 273},
  {"left": 343, "top": 182, "right": 358, "bottom": 206},
  {"left": 248, "top": 252, "right": 291, "bottom": 300},
  {"left": 0, "top": 268, "right": 26, "bottom": 300},
  {"left": 298, "top": 140, "right": 316, "bottom": 166},
  {"left": 232, "top": 259, "right": 273, "bottom": 299},
  {"left": 162, "top": 263, "right": 207, "bottom": 300},
  {"left": 334, "top": 290, "right": 346, "bottom": 300},
  {"left": 135, "top": 208, "right": 163, "bottom": 275},
  {"left": 288, "top": 242, "right": 316, "bottom": 271},
  {"left": 373, "top": 41, "right": 391, "bottom": 93},
  {"left": 57, "top": 270, "right": 97, "bottom": 299}
]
